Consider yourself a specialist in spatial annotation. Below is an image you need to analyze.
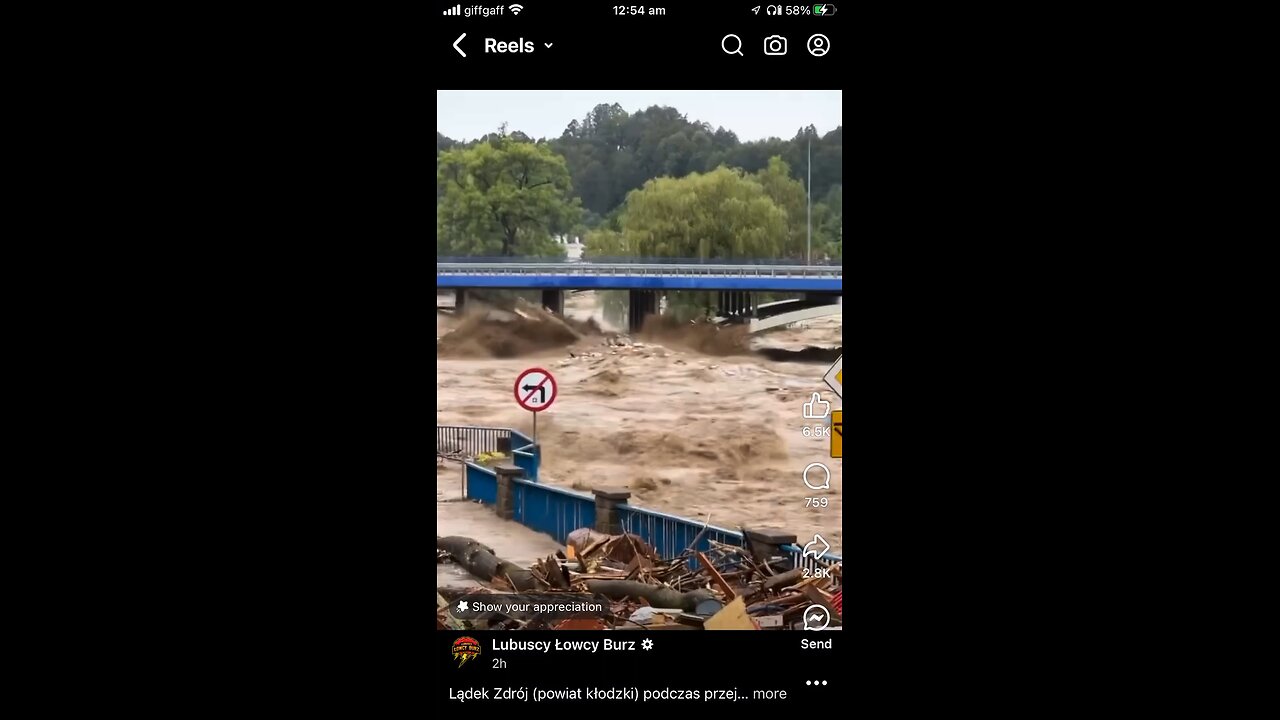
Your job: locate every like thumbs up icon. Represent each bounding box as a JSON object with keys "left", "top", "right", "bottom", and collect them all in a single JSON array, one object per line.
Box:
[{"left": 802, "top": 392, "right": 830, "bottom": 419}]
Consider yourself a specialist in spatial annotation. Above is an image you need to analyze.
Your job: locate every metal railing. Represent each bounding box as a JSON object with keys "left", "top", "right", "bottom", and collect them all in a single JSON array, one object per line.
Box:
[
  {"left": 436, "top": 425, "right": 511, "bottom": 459},
  {"left": 439, "top": 425, "right": 540, "bottom": 480},
  {"left": 512, "top": 478, "right": 597, "bottom": 546},
  {"left": 447, "top": 426, "right": 842, "bottom": 573},
  {"left": 437, "top": 262, "right": 842, "bottom": 279},
  {"left": 617, "top": 505, "right": 842, "bottom": 572},
  {"left": 438, "top": 256, "right": 842, "bottom": 267},
  {"left": 616, "top": 505, "right": 748, "bottom": 567}
]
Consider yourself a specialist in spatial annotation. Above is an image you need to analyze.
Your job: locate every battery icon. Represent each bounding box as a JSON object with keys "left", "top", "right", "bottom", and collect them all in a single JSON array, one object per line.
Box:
[{"left": 814, "top": 4, "right": 837, "bottom": 15}]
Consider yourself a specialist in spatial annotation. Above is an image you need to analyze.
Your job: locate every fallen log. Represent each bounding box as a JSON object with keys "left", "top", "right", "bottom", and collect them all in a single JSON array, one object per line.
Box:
[
  {"left": 585, "top": 580, "right": 715, "bottom": 611},
  {"left": 762, "top": 567, "right": 804, "bottom": 591},
  {"left": 437, "top": 536, "right": 538, "bottom": 592}
]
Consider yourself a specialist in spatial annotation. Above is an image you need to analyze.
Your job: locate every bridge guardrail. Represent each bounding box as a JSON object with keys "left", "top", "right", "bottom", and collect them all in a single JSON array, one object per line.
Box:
[
  {"left": 617, "top": 505, "right": 841, "bottom": 573},
  {"left": 438, "top": 256, "right": 842, "bottom": 266},
  {"left": 437, "top": 262, "right": 842, "bottom": 279},
  {"left": 436, "top": 425, "right": 509, "bottom": 458},
  {"left": 437, "top": 425, "right": 538, "bottom": 480},
  {"left": 445, "top": 425, "right": 841, "bottom": 572}
]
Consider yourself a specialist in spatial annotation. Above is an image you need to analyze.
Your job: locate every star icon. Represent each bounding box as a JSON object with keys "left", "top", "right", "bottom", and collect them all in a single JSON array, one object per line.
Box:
[
  {"left": 457, "top": 600, "right": 469, "bottom": 612},
  {"left": 641, "top": 638, "right": 653, "bottom": 651}
]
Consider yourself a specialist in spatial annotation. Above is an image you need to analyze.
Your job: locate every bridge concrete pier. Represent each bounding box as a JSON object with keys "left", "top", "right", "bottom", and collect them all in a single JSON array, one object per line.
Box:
[
  {"left": 628, "top": 290, "right": 659, "bottom": 333},
  {"left": 541, "top": 289, "right": 563, "bottom": 315},
  {"left": 455, "top": 289, "right": 466, "bottom": 312},
  {"left": 718, "top": 291, "right": 754, "bottom": 318}
]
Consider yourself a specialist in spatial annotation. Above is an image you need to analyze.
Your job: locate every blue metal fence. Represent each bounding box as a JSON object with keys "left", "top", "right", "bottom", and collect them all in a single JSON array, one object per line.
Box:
[
  {"left": 510, "top": 429, "right": 539, "bottom": 481},
  {"left": 616, "top": 505, "right": 744, "bottom": 563},
  {"left": 438, "top": 256, "right": 842, "bottom": 267},
  {"left": 459, "top": 460, "right": 841, "bottom": 571},
  {"left": 512, "top": 478, "right": 596, "bottom": 545},
  {"left": 445, "top": 425, "right": 841, "bottom": 571},
  {"left": 465, "top": 463, "right": 497, "bottom": 505},
  {"left": 615, "top": 506, "right": 842, "bottom": 571}
]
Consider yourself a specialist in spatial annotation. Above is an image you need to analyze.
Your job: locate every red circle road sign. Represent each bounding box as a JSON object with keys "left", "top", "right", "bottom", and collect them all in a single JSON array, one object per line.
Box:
[{"left": 513, "top": 367, "right": 558, "bottom": 412}]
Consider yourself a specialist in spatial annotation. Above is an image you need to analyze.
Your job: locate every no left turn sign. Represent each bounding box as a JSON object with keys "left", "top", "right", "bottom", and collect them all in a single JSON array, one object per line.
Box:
[{"left": 514, "top": 367, "right": 558, "bottom": 412}]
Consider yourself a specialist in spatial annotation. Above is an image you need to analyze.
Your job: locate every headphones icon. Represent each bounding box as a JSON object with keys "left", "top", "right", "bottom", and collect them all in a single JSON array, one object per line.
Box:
[{"left": 767, "top": 5, "right": 779, "bottom": 15}]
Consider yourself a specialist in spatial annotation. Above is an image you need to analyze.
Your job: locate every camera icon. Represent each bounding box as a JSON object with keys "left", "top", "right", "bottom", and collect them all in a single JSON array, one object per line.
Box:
[{"left": 763, "top": 35, "right": 788, "bottom": 55}]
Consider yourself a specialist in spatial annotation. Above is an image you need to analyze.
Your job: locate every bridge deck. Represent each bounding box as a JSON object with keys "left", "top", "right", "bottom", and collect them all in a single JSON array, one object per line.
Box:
[{"left": 436, "top": 262, "right": 843, "bottom": 292}]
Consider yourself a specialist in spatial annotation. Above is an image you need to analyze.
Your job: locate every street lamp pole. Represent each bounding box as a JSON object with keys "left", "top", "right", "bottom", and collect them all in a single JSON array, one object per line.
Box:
[{"left": 806, "top": 137, "right": 812, "bottom": 265}]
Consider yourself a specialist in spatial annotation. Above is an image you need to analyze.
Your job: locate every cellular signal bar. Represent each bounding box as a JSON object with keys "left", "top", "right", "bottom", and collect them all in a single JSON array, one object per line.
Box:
[{"left": 443, "top": 4, "right": 460, "bottom": 14}]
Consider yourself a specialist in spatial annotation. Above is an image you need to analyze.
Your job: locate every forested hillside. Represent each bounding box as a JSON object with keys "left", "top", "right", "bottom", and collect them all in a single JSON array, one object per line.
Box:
[{"left": 437, "top": 103, "right": 841, "bottom": 262}]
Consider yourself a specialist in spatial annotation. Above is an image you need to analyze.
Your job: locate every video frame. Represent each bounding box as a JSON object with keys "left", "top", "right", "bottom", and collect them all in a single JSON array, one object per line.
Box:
[{"left": 437, "top": 89, "right": 842, "bottom": 633}]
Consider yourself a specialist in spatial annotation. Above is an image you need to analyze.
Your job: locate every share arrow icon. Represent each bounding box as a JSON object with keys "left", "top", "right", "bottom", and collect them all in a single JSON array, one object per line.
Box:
[{"left": 802, "top": 533, "right": 831, "bottom": 560}]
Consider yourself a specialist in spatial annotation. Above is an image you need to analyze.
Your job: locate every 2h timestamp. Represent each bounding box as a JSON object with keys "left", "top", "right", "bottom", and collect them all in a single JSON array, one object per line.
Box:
[{"left": 614, "top": 6, "right": 667, "bottom": 15}]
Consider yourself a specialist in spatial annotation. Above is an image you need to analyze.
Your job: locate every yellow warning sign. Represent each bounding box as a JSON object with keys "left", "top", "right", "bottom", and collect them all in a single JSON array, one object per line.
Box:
[
  {"left": 823, "top": 356, "right": 842, "bottom": 399},
  {"left": 831, "top": 410, "right": 842, "bottom": 458}
]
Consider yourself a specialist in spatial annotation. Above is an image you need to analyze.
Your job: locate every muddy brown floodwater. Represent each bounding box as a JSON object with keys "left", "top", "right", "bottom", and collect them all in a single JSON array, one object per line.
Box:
[{"left": 436, "top": 290, "right": 842, "bottom": 555}]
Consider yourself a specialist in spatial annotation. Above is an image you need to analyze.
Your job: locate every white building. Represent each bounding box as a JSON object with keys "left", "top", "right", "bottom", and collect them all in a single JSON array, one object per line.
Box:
[{"left": 555, "top": 234, "right": 584, "bottom": 261}]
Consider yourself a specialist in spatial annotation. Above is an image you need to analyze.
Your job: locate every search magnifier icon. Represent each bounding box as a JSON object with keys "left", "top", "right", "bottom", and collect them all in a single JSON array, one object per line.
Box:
[{"left": 722, "top": 34, "right": 743, "bottom": 56}]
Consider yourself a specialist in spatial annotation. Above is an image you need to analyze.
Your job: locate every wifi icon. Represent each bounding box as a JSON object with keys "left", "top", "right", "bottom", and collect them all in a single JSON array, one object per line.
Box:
[{"left": 509, "top": 4, "right": 523, "bottom": 14}]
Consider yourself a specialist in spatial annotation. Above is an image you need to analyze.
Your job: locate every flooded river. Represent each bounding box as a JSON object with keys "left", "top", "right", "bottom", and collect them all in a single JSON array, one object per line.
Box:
[{"left": 436, "top": 290, "right": 843, "bottom": 556}]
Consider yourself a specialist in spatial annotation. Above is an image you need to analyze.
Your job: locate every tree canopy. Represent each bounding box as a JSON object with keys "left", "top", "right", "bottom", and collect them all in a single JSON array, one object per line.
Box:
[
  {"left": 588, "top": 166, "right": 788, "bottom": 259},
  {"left": 437, "top": 132, "right": 580, "bottom": 257},
  {"left": 437, "top": 103, "right": 841, "bottom": 262},
  {"left": 587, "top": 162, "right": 840, "bottom": 263},
  {"left": 548, "top": 104, "right": 841, "bottom": 218}
]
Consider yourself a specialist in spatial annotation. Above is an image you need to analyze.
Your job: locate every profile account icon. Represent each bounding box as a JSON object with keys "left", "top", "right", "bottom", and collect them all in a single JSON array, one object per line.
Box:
[
  {"left": 807, "top": 33, "right": 830, "bottom": 57},
  {"left": 721, "top": 34, "right": 743, "bottom": 56}
]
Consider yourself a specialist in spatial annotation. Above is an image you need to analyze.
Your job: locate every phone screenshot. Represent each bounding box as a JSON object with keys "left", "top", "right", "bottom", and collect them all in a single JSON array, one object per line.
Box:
[{"left": 436, "top": 1, "right": 842, "bottom": 707}]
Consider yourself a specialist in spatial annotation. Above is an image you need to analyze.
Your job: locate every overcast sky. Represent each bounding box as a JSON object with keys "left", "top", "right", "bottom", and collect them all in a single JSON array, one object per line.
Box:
[{"left": 436, "top": 90, "right": 841, "bottom": 143}]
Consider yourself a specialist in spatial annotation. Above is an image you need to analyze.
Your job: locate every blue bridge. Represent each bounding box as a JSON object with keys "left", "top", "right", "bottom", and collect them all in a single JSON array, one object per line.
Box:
[{"left": 436, "top": 259, "right": 843, "bottom": 332}]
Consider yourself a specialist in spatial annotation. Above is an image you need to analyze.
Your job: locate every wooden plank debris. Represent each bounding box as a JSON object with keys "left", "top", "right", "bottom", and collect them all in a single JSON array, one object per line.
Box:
[
  {"left": 704, "top": 597, "right": 758, "bottom": 630},
  {"left": 436, "top": 526, "right": 841, "bottom": 632},
  {"left": 696, "top": 551, "right": 737, "bottom": 600}
]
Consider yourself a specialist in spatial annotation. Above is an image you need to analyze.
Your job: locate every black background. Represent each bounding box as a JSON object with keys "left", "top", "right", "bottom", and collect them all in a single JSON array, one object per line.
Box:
[
  {"left": 434, "top": 0, "right": 843, "bottom": 88},
  {"left": 437, "top": 630, "right": 840, "bottom": 706},
  {"left": 79, "top": 1, "right": 1118, "bottom": 711},
  {"left": 433, "top": 1, "right": 844, "bottom": 707}
]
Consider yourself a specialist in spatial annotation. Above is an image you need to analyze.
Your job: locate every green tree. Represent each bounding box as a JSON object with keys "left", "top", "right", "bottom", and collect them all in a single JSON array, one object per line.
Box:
[
  {"left": 813, "top": 184, "right": 842, "bottom": 262},
  {"left": 754, "top": 157, "right": 808, "bottom": 260},
  {"left": 439, "top": 105, "right": 842, "bottom": 255},
  {"left": 586, "top": 166, "right": 788, "bottom": 260},
  {"left": 437, "top": 132, "right": 581, "bottom": 257}
]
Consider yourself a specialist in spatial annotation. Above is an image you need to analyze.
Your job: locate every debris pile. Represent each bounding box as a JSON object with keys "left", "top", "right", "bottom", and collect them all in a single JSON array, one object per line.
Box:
[
  {"left": 555, "top": 336, "right": 673, "bottom": 368},
  {"left": 437, "top": 528, "right": 842, "bottom": 631},
  {"left": 437, "top": 298, "right": 595, "bottom": 358}
]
